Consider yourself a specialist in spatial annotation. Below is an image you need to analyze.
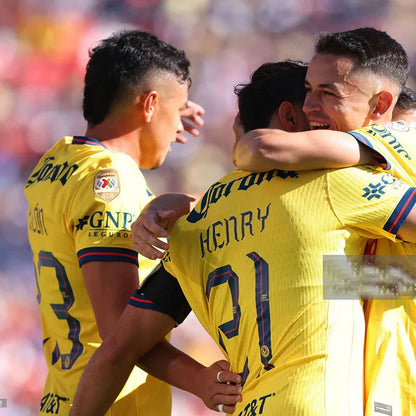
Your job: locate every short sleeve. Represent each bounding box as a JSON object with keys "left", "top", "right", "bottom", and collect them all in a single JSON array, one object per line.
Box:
[
  {"left": 67, "top": 153, "right": 152, "bottom": 267},
  {"left": 327, "top": 167, "right": 416, "bottom": 240},
  {"left": 347, "top": 122, "right": 416, "bottom": 184}
]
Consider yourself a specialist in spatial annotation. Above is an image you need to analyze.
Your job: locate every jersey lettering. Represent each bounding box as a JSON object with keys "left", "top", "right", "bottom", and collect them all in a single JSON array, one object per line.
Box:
[
  {"left": 25, "top": 157, "right": 79, "bottom": 188},
  {"left": 188, "top": 171, "right": 297, "bottom": 223},
  {"left": 206, "top": 252, "right": 273, "bottom": 385},
  {"left": 36, "top": 251, "right": 83, "bottom": 369}
]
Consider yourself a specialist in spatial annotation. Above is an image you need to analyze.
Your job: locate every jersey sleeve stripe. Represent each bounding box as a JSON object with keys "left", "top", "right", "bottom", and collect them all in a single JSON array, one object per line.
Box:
[
  {"left": 347, "top": 131, "right": 391, "bottom": 170},
  {"left": 77, "top": 247, "right": 138, "bottom": 266},
  {"left": 128, "top": 291, "right": 164, "bottom": 313},
  {"left": 383, "top": 187, "right": 416, "bottom": 234}
]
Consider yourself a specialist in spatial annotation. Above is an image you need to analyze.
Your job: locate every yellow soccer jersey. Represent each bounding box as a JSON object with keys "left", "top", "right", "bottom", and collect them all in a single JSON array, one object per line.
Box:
[
  {"left": 348, "top": 121, "right": 416, "bottom": 185},
  {"left": 163, "top": 166, "right": 416, "bottom": 416},
  {"left": 348, "top": 122, "right": 416, "bottom": 416},
  {"left": 25, "top": 136, "right": 170, "bottom": 416}
]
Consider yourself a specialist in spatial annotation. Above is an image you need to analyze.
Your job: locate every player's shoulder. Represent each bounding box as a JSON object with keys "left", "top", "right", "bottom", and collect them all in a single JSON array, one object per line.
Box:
[
  {"left": 72, "top": 140, "right": 140, "bottom": 179},
  {"left": 350, "top": 121, "right": 416, "bottom": 149},
  {"left": 325, "top": 165, "right": 399, "bottom": 195},
  {"left": 328, "top": 164, "right": 381, "bottom": 179}
]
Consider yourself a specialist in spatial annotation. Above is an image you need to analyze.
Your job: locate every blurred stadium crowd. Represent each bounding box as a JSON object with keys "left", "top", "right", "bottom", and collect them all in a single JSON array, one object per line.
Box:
[{"left": 1, "top": 0, "right": 416, "bottom": 414}]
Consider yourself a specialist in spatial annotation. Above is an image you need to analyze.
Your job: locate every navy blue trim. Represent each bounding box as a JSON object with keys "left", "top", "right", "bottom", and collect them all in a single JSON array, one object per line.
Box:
[
  {"left": 52, "top": 342, "right": 60, "bottom": 366},
  {"left": 72, "top": 136, "right": 107, "bottom": 148},
  {"left": 128, "top": 292, "right": 165, "bottom": 313},
  {"left": 383, "top": 187, "right": 416, "bottom": 234},
  {"left": 77, "top": 247, "right": 138, "bottom": 267},
  {"left": 347, "top": 131, "right": 391, "bottom": 170}
]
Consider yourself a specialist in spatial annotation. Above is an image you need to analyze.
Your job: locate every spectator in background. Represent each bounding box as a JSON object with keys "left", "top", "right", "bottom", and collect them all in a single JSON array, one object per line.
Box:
[{"left": 24, "top": 29, "right": 240, "bottom": 416}]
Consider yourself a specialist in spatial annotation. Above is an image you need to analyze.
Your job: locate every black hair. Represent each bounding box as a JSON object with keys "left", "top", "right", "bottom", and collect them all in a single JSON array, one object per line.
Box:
[
  {"left": 234, "top": 60, "right": 308, "bottom": 132},
  {"left": 395, "top": 86, "right": 416, "bottom": 110},
  {"left": 83, "top": 30, "right": 191, "bottom": 125},
  {"left": 315, "top": 27, "right": 409, "bottom": 89}
]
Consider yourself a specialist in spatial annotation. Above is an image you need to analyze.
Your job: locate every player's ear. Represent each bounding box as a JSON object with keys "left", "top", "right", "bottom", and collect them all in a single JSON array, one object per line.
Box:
[
  {"left": 141, "top": 91, "right": 158, "bottom": 123},
  {"left": 370, "top": 90, "right": 394, "bottom": 121},
  {"left": 278, "top": 101, "right": 298, "bottom": 132}
]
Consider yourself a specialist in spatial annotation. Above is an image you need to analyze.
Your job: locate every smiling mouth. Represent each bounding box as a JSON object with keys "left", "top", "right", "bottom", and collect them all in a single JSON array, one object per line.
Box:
[{"left": 309, "top": 121, "right": 331, "bottom": 129}]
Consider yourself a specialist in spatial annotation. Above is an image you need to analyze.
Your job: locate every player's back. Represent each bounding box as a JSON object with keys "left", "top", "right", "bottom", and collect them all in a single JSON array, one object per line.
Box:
[
  {"left": 164, "top": 165, "right": 412, "bottom": 415},
  {"left": 24, "top": 137, "right": 164, "bottom": 415},
  {"left": 25, "top": 137, "right": 108, "bottom": 381}
]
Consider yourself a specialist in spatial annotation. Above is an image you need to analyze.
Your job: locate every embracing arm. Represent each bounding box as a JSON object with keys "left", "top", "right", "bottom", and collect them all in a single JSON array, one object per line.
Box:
[{"left": 233, "top": 129, "right": 377, "bottom": 172}]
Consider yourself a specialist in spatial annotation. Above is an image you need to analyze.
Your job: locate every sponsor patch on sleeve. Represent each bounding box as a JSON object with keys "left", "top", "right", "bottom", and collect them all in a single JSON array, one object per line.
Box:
[{"left": 93, "top": 169, "right": 120, "bottom": 202}]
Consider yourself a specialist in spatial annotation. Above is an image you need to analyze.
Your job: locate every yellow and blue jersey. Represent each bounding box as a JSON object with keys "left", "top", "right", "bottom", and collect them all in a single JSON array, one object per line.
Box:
[
  {"left": 347, "top": 122, "right": 416, "bottom": 416},
  {"left": 162, "top": 165, "right": 416, "bottom": 416},
  {"left": 25, "top": 136, "right": 170, "bottom": 416}
]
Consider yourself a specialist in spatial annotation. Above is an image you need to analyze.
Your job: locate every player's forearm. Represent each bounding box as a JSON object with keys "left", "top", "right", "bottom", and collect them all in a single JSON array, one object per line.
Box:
[
  {"left": 137, "top": 339, "right": 242, "bottom": 412},
  {"left": 137, "top": 339, "right": 207, "bottom": 395},
  {"left": 70, "top": 343, "right": 136, "bottom": 416},
  {"left": 70, "top": 306, "right": 166, "bottom": 416},
  {"left": 233, "top": 129, "right": 284, "bottom": 172},
  {"left": 233, "top": 129, "right": 377, "bottom": 172}
]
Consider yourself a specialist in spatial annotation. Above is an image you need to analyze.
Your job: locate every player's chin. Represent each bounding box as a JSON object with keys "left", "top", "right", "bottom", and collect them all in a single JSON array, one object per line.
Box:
[{"left": 151, "top": 154, "right": 168, "bottom": 169}]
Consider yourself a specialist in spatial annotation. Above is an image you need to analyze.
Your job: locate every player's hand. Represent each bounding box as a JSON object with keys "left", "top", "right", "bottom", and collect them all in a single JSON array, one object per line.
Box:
[
  {"left": 131, "top": 209, "right": 174, "bottom": 260},
  {"left": 196, "top": 360, "right": 242, "bottom": 414},
  {"left": 176, "top": 100, "right": 205, "bottom": 143}
]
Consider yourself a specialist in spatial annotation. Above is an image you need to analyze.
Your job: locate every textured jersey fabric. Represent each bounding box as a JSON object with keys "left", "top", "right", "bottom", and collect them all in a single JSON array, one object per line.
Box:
[
  {"left": 25, "top": 136, "right": 170, "bottom": 416},
  {"left": 348, "top": 122, "right": 416, "bottom": 416},
  {"left": 162, "top": 166, "right": 415, "bottom": 415}
]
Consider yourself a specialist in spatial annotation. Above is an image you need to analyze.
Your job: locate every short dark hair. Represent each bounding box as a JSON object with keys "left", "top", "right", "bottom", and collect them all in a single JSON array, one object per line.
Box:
[
  {"left": 83, "top": 30, "right": 191, "bottom": 125},
  {"left": 395, "top": 86, "right": 416, "bottom": 110},
  {"left": 315, "top": 27, "right": 409, "bottom": 89},
  {"left": 234, "top": 60, "right": 308, "bottom": 132}
]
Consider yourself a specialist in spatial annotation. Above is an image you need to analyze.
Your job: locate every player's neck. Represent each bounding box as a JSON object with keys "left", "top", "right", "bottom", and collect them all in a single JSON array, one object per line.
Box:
[{"left": 85, "top": 122, "right": 141, "bottom": 164}]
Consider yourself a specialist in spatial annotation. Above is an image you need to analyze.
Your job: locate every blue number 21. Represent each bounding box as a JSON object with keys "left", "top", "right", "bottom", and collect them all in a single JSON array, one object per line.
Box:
[
  {"left": 36, "top": 251, "right": 83, "bottom": 369},
  {"left": 205, "top": 251, "right": 274, "bottom": 385}
]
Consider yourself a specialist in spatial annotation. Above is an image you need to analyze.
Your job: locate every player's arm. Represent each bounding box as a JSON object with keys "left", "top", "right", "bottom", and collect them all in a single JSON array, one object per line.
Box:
[
  {"left": 233, "top": 128, "right": 378, "bottom": 172},
  {"left": 81, "top": 260, "right": 142, "bottom": 338},
  {"left": 70, "top": 310, "right": 242, "bottom": 416},
  {"left": 396, "top": 202, "right": 416, "bottom": 242},
  {"left": 138, "top": 341, "right": 242, "bottom": 413},
  {"left": 131, "top": 192, "right": 202, "bottom": 260},
  {"left": 70, "top": 305, "right": 175, "bottom": 416},
  {"left": 71, "top": 265, "right": 242, "bottom": 415},
  {"left": 132, "top": 264, "right": 241, "bottom": 411},
  {"left": 81, "top": 261, "right": 139, "bottom": 339}
]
